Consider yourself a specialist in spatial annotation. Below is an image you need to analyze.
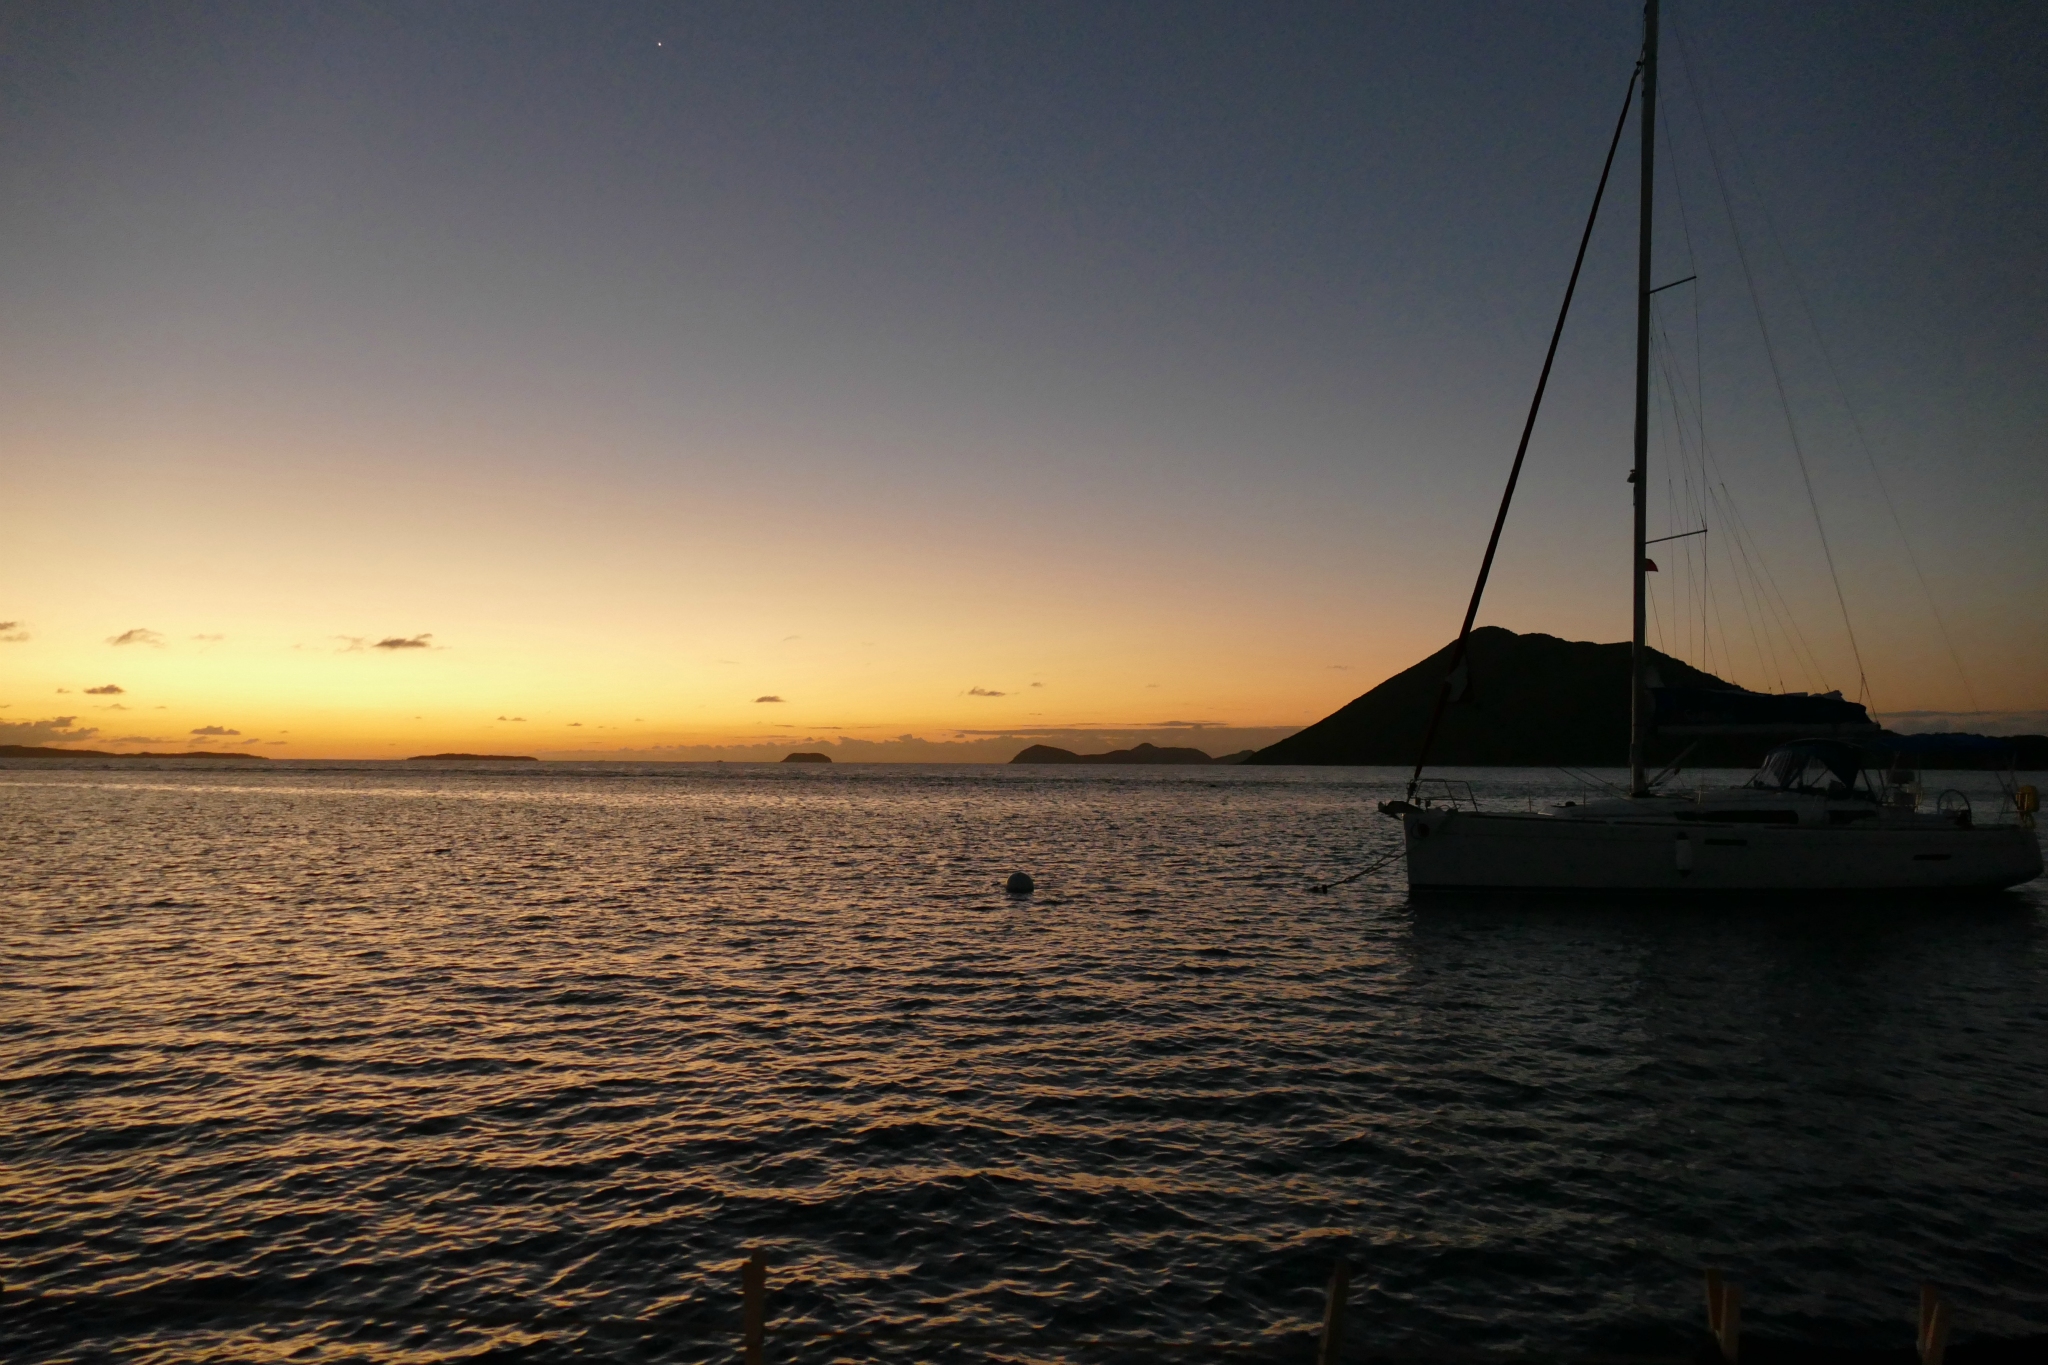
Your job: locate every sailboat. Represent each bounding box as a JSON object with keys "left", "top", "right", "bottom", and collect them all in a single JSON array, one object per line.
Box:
[{"left": 1380, "top": 0, "right": 2042, "bottom": 894}]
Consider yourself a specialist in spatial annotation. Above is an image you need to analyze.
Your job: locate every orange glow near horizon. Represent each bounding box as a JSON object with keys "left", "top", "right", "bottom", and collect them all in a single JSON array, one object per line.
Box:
[{"left": 4, "top": 5, "right": 2044, "bottom": 754}]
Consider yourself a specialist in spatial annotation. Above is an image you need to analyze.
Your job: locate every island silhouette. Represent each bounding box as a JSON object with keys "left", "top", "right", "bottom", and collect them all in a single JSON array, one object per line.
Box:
[
  {"left": 406, "top": 753, "right": 538, "bottom": 762},
  {"left": 1242, "top": 627, "right": 2046, "bottom": 768},
  {"left": 1011, "top": 742, "right": 1248, "bottom": 765}
]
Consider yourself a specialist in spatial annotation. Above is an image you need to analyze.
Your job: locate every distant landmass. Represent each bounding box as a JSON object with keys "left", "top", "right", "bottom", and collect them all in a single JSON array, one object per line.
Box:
[
  {"left": 1012, "top": 742, "right": 1236, "bottom": 765},
  {"left": 781, "top": 752, "right": 831, "bottom": 763},
  {"left": 1244, "top": 627, "right": 2047, "bottom": 769},
  {"left": 0, "top": 746, "right": 268, "bottom": 761},
  {"left": 407, "top": 753, "right": 538, "bottom": 762}
]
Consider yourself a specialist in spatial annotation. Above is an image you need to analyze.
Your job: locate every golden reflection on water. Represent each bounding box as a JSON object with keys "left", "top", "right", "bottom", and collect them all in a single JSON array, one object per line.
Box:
[{"left": 2, "top": 762, "right": 2045, "bottom": 1362}]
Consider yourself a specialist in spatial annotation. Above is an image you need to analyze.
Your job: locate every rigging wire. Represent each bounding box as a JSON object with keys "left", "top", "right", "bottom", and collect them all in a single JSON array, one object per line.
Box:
[
  {"left": 1660, "top": 100, "right": 1716, "bottom": 676},
  {"left": 1710, "top": 470, "right": 1834, "bottom": 692},
  {"left": 1669, "top": 15, "right": 1875, "bottom": 710},
  {"left": 1655, "top": 323, "right": 1752, "bottom": 683},
  {"left": 1649, "top": 324, "right": 1695, "bottom": 661},
  {"left": 1655, "top": 98, "right": 1713, "bottom": 674},
  {"left": 1651, "top": 59, "right": 1824, "bottom": 699},
  {"left": 1736, "top": 164, "right": 1983, "bottom": 714},
  {"left": 1404, "top": 63, "right": 1641, "bottom": 802}
]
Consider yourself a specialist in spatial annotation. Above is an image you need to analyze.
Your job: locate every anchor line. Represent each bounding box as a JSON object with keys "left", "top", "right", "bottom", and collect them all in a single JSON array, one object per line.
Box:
[{"left": 1309, "top": 845, "right": 1407, "bottom": 894}]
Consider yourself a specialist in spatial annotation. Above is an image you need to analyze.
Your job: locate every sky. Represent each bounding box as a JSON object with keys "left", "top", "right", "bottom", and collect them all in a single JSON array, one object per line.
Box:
[{"left": 2, "top": 0, "right": 2043, "bottom": 759}]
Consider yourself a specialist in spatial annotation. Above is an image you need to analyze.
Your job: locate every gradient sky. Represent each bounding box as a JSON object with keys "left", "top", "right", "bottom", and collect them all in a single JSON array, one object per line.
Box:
[{"left": 3, "top": 1, "right": 2043, "bottom": 759}]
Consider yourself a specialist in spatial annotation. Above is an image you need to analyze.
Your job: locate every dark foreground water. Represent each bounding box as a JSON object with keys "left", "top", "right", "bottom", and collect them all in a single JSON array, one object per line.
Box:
[{"left": 3, "top": 760, "right": 2046, "bottom": 1363}]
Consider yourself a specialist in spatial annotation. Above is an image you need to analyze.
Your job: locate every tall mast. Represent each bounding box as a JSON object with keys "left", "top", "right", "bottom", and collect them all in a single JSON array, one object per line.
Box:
[{"left": 1628, "top": 0, "right": 1659, "bottom": 797}]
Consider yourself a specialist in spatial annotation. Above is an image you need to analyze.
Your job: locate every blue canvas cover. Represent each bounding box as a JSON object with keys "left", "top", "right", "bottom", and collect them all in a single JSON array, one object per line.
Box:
[{"left": 1755, "top": 740, "right": 1867, "bottom": 791}]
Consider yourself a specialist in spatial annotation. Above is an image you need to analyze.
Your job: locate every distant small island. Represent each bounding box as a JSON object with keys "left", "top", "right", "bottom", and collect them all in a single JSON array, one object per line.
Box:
[
  {"left": 406, "top": 753, "right": 539, "bottom": 762},
  {"left": 1011, "top": 742, "right": 1251, "bottom": 765},
  {"left": 0, "top": 745, "right": 268, "bottom": 761},
  {"left": 781, "top": 752, "right": 831, "bottom": 763}
]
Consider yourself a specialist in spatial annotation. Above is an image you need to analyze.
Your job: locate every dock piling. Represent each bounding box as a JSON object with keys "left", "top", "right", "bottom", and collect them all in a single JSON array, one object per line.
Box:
[
  {"left": 1317, "top": 1258, "right": 1351, "bottom": 1365},
  {"left": 741, "top": 1248, "right": 767, "bottom": 1365},
  {"left": 1918, "top": 1285, "right": 1950, "bottom": 1365},
  {"left": 1704, "top": 1269, "right": 1740, "bottom": 1363}
]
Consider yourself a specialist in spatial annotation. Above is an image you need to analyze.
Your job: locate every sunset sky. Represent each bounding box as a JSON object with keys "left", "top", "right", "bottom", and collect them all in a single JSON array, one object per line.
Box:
[{"left": 3, "top": 1, "right": 2043, "bottom": 760}]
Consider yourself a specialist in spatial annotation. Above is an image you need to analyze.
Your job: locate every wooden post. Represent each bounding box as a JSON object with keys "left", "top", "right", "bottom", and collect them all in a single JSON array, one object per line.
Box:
[
  {"left": 1919, "top": 1285, "right": 1950, "bottom": 1365},
  {"left": 1704, "top": 1270, "right": 1739, "bottom": 1364},
  {"left": 1317, "top": 1258, "right": 1351, "bottom": 1365},
  {"left": 741, "top": 1248, "right": 767, "bottom": 1365}
]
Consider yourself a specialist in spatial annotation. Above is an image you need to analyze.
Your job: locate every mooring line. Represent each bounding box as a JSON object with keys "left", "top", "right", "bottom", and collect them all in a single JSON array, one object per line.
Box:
[{"left": 1309, "top": 846, "right": 1405, "bottom": 894}]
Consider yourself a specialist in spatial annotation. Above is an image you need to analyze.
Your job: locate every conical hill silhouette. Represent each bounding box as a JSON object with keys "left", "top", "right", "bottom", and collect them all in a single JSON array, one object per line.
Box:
[{"left": 1246, "top": 627, "right": 1739, "bottom": 767}]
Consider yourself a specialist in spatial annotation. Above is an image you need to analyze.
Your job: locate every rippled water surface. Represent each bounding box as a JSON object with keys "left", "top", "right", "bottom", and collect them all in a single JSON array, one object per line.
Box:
[{"left": 4, "top": 760, "right": 2046, "bottom": 1362}]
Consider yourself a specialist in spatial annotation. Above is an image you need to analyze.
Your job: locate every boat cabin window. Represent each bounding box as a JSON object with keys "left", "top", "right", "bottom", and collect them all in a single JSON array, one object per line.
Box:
[{"left": 1748, "top": 741, "right": 1874, "bottom": 800}]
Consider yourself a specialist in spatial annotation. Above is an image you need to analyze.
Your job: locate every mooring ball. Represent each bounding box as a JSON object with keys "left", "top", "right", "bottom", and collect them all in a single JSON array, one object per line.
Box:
[{"left": 1005, "top": 871, "right": 1035, "bottom": 895}]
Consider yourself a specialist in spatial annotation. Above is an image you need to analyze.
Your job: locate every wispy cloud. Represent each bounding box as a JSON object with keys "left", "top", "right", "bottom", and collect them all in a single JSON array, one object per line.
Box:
[
  {"left": 192, "top": 634, "right": 224, "bottom": 642},
  {"left": 190, "top": 725, "right": 240, "bottom": 737},
  {"left": 497, "top": 715, "right": 527, "bottom": 722},
  {"left": 968, "top": 687, "right": 1006, "bottom": 697},
  {"left": 0, "top": 620, "right": 26, "bottom": 643},
  {"left": 755, "top": 695, "right": 785, "bottom": 703},
  {"left": 948, "top": 719, "right": 1228, "bottom": 735},
  {"left": 84, "top": 684, "right": 124, "bottom": 695},
  {"left": 97, "top": 703, "right": 129, "bottom": 711},
  {"left": 108, "top": 628, "right": 164, "bottom": 647},
  {"left": 335, "top": 633, "right": 434, "bottom": 653},
  {"left": 1030, "top": 682, "right": 1045, "bottom": 688}
]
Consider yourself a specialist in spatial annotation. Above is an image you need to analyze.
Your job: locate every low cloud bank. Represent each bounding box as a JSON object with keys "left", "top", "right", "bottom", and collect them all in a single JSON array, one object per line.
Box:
[
  {"left": 1877, "top": 709, "right": 2048, "bottom": 737},
  {"left": 0, "top": 716, "right": 100, "bottom": 744}
]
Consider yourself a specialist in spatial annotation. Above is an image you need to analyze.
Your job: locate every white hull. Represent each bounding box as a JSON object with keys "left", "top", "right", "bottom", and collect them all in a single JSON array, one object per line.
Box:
[{"left": 1402, "top": 808, "right": 2042, "bottom": 893}]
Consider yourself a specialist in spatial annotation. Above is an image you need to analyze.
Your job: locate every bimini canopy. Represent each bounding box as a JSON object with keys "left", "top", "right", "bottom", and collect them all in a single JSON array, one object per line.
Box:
[{"left": 1754, "top": 740, "right": 1866, "bottom": 792}]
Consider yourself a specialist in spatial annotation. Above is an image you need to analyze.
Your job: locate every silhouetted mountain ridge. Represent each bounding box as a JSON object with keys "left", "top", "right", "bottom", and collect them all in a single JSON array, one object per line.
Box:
[
  {"left": 1247, "top": 628, "right": 2047, "bottom": 768},
  {"left": 1248, "top": 627, "right": 1754, "bottom": 767},
  {"left": 1011, "top": 742, "right": 1218, "bottom": 765}
]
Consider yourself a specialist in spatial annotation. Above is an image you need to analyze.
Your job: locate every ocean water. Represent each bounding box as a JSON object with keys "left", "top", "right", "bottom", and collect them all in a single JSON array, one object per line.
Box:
[{"left": 3, "top": 760, "right": 2046, "bottom": 1363}]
